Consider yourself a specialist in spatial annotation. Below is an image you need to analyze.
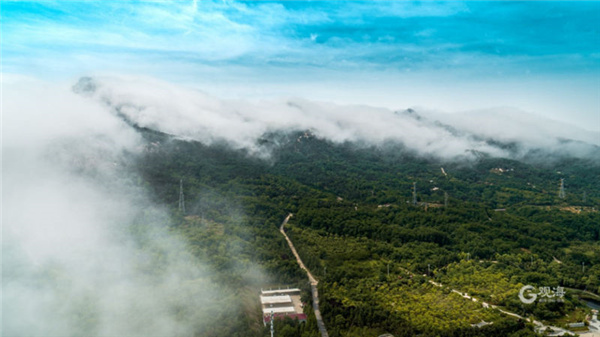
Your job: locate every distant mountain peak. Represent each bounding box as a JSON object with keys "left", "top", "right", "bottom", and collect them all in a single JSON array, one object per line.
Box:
[{"left": 72, "top": 76, "right": 98, "bottom": 96}]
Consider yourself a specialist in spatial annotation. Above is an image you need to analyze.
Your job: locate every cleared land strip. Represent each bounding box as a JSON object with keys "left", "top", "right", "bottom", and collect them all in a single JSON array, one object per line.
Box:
[{"left": 279, "top": 214, "right": 329, "bottom": 337}]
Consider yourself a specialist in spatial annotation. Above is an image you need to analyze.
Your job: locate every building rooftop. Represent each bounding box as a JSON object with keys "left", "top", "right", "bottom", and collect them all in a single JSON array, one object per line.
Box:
[
  {"left": 260, "top": 295, "right": 292, "bottom": 305},
  {"left": 262, "top": 306, "right": 296, "bottom": 314},
  {"left": 261, "top": 288, "right": 301, "bottom": 295}
]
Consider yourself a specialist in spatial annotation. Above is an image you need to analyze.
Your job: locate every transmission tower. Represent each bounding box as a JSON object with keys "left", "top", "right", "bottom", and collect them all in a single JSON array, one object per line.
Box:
[
  {"left": 559, "top": 178, "right": 565, "bottom": 199},
  {"left": 412, "top": 182, "right": 417, "bottom": 205},
  {"left": 179, "top": 179, "right": 186, "bottom": 213},
  {"left": 444, "top": 192, "right": 448, "bottom": 208}
]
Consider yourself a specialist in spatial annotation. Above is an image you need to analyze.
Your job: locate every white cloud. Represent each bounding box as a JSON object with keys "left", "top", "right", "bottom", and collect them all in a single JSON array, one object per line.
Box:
[
  {"left": 2, "top": 76, "right": 236, "bottom": 336},
  {"left": 72, "top": 75, "right": 599, "bottom": 161}
]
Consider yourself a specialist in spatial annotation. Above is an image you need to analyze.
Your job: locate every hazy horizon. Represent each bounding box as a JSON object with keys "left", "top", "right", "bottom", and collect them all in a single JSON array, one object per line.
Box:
[{"left": 3, "top": 1, "right": 599, "bottom": 132}]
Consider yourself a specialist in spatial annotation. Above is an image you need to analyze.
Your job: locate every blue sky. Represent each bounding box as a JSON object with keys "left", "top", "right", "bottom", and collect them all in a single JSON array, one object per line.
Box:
[{"left": 2, "top": 1, "right": 599, "bottom": 130}]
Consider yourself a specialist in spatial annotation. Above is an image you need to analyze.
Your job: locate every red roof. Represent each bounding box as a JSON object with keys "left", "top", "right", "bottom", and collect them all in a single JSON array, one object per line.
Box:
[{"left": 263, "top": 313, "right": 307, "bottom": 323}]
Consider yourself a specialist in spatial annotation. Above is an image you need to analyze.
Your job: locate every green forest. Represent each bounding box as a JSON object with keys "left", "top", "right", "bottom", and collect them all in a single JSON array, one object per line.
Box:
[{"left": 132, "top": 126, "right": 599, "bottom": 337}]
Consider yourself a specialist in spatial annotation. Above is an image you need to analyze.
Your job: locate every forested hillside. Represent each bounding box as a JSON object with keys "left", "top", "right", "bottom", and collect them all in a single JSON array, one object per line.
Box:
[
  {"left": 6, "top": 2, "right": 600, "bottom": 336},
  {"left": 131, "top": 125, "right": 599, "bottom": 337}
]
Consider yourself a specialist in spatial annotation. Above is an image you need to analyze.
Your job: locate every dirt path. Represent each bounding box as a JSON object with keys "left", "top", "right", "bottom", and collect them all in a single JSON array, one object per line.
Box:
[{"left": 279, "top": 214, "right": 329, "bottom": 337}]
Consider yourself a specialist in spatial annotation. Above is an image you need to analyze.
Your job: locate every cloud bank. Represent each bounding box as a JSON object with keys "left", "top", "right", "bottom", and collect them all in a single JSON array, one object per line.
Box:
[
  {"left": 3, "top": 1, "right": 598, "bottom": 132},
  {"left": 73, "top": 75, "right": 600, "bottom": 161}
]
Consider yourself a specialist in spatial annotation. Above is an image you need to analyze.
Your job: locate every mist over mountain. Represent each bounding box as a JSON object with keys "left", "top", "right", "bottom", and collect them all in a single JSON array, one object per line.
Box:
[
  {"left": 4, "top": 74, "right": 600, "bottom": 337},
  {"left": 73, "top": 76, "right": 600, "bottom": 163},
  {"left": 4, "top": 1, "right": 600, "bottom": 336},
  {"left": 3, "top": 76, "right": 264, "bottom": 336}
]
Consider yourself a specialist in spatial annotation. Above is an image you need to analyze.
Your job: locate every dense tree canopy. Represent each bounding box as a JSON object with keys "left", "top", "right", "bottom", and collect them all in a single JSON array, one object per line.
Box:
[{"left": 133, "top": 127, "right": 599, "bottom": 336}]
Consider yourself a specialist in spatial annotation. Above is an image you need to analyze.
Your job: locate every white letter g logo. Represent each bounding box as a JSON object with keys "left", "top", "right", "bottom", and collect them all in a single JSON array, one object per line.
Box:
[{"left": 519, "top": 285, "right": 537, "bottom": 304}]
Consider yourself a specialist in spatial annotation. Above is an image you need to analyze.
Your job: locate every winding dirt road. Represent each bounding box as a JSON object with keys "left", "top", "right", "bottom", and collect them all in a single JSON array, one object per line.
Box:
[{"left": 280, "top": 214, "right": 329, "bottom": 337}]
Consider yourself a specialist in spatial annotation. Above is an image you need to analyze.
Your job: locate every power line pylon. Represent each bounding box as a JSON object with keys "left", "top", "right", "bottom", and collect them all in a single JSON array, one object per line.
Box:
[
  {"left": 413, "top": 182, "right": 417, "bottom": 205},
  {"left": 179, "top": 179, "right": 186, "bottom": 214}
]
